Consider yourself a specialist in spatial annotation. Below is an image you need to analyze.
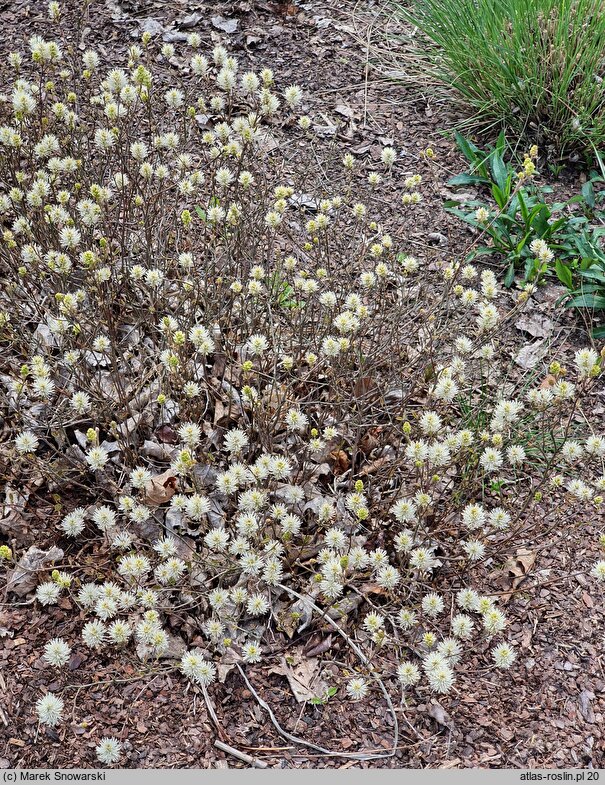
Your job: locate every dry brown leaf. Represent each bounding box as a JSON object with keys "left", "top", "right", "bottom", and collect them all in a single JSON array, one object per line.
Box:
[
  {"left": 6, "top": 545, "right": 64, "bottom": 597},
  {"left": 304, "top": 634, "right": 333, "bottom": 658},
  {"left": 359, "top": 582, "right": 389, "bottom": 596},
  {"left": 329, "top": 449, "right": 350, "bottom": 475},
  {"left": 500, "top": 548, "right": 536, "bottom": 603},
  {"left": 427, "top": 701, "right": 454, "bottom": 731},
  {"left": 507, "top": 548, "right": 536, "bottom": 577},
  {"left": 358, "top": 426, "right": 382, "bottom": 456},
  {"left": 540, "top": 374, "right": 557, "bottom": 389},
  {"left": 268, "top": 650, "right": 328, "bottom": 703},
  {"left": 143, "top": 469, "right": 178, "bottom": 505},
  {"left": 359, "top": 456, "right": 391, "bottom": 477}
]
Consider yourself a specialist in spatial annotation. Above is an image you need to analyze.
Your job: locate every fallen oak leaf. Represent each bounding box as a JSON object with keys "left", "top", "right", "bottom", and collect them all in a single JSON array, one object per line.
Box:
[
  {"left": 304, "top": 634, "right": 333, "bottom": 658},
  {"left": 427, "top": 701, "right": 454, "bottom": 731},
  {"left": 500, "top": 548, "right": 536, "bottom": 603},
  {"left": 6, "top": 545, "right": 64, "bottom": 597},
  {"left": 359, "top": 455, "right": 391, "bottom": 477},
  {"left": 143, "top": 469, "right": 178, "bottom": 505},
  {"left": 268, "top": 651, "right": 328, "bottom": 704},
  {"left": 329, "top": 449, "right": 350, "bottom": 476}
]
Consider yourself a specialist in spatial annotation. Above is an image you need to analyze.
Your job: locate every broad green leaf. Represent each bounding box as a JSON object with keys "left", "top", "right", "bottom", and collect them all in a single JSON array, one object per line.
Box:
[
  {"left": 504, "top": 261, "right": 516, "bottom": 287},
  {"left": 448, "top": 172, "right": 490, "bottom": 187},
  {"left": 582, "top": 180, "right": 596, "bottom": 209},
  {"left": 554, "top": 259, "right": 573, "bottom": 289},
  {"left": 567, "top": 293, "right": 605, "bottom": 309},
  {"left": 490, "top": 150, "right": 508, "bottom": 192}
]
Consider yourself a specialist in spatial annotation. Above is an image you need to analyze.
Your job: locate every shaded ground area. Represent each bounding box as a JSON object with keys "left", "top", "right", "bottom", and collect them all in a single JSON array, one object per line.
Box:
[{"left": 1, "top": 0, "right": 604, "bottom": 770}]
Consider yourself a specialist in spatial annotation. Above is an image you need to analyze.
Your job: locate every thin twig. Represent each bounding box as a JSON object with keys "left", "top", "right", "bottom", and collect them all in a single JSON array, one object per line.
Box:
[
  {"left": 202, "top": 684, "right": 226, "bottom": 741},
  {"left": 236, "top": 663, "right": 389, "bottom": 762},
  {"left": 214, "top": 740, "right": 269, "bottom": 769},
  {"left": 233, "top": 581, "right": 404, "bottom": 762}
]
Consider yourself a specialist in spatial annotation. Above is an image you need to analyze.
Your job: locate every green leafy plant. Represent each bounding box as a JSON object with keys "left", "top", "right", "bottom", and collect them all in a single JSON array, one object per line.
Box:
[
  {"left": 388, "top": 0, "right": 605, "bottom": 156},
  {"left": 309, "top": 686, "right": 339, "bottom": 706},
  {"left": 562, "top": 255, "right": 605, "bottom": 338},
  {"left": 269, "top": 272, "right": 300, "bottom": 309},
  {"left": 445, "top": 131, "right": 605, "bottom": 288}
]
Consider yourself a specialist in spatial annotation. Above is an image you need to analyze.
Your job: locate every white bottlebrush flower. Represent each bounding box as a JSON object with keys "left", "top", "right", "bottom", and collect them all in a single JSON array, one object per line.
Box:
[
  {"left": 397, "top": 661, "right": 420, "bottom": 687},
  {"left": 574, "top": 348, "right": 599, "bottom": 377},
  {"left": 397, "top": 608, "right": 417, "bottom": 630},
  {"left": 204, "top": 528, "right": 230, "bottom": 551},
  {"left": 78, "top": 583, "right": 100, "bottom": 607},
  {"left": 381, "top": 147, "right": 396, "bottom": 167},
  {"left": 118, "top": 554, "right": 151, "bottom": 581},
  {"left": 85, "top": 446, "right": 109, "bottom": 471},
  {"left": 60, "top": 507, "right": 86, "bottom": 537},
  {"left": 376, "top": 565, "right": 400, "bottom": 590},
  {"left": 506, "top": 445, "right": 526, "bottom": 466},
  {"left": 479, "top": 447, "right": 503, "bottom": 473},
  {"left": 92, "top": 506, "right": 116, "bottom": 532},
  {"left": 70, "top": 391, "right": 92, "bottom": 415},
  {"left": 492, "top": 643, "right": 517, "bottom": 669},
  {"left": 129, "top": 466, "right": 152, "bottom": 490},
  {"left": 346, "top": 678, "right": 368, "bottom": 701},
  {"left": 185, "top": 494, "right": 210, "bottom": 520},
  {"left": 433, "top": 375, "right": 459, "bottom": 402},
  {"left": 36, "top": 582, "right": 61, "bottom": 606},
  {"left": 409, "top": 547, "right": 439, "bottom": 572},
  {"left": 242, "top": 642, "right": 262, "bottom": 663},
  {"left": 390, "top": 498, "right": 417, "bottom": 523},
  {"left": 165, "top": 88, "right": 184, "bottom": 109},
  {"left": 421, "top": 593, "right": 444, "bottom": 618},
  {"left": 488, "top": 507, "right": 511, "bottom": 530},
  {"left": 482, "top": 608, "right": 507, "bottom": 635},
  {"left": 462, "top": 539, "right": 486, "bottom": 561},
  {"left": 43, "top": 638, "right": 71, "bottom": 667},
  {"left": 419, "top": 411, "right": 442, "bottom": 435},
  {"left": 180, "top": 651, "right": 216, "bottom": 686},
  {"left": 451, "top": 614, "right": 474, "bottom": 640},
  {"left": 108, "top": 620, "right": 132, "bottom": 645},
  {"left": 245, "top": 334, "right": 269, "bottom": 356},
  {"left": 178, "top": 422, "right": 202, "bottom": 448},
  {"left": 191, "top": 54, "right": 209, "bottom": 75},
  {"left": 561, "top": 440, "right": 583, "bottom": 463},
  {"left": 456, "top": 588, "right": 479, "bottom": 611},
  {"left": 591, "top": 561, "right": 605, "bottom": 581},
  {"left": 36, "top": 693, "right": 64, "bottom": 727},
  {"left": 246, "top": 594, "right": 270, "bottom": 616},
  {"left": 15, "top": 430, "right": 39, "bottom": 453},
  {"left": 269, "top": 456, "right": 292, "bottom": 480},
  {"left": 427, "top": 664, "right": 455, "bottom": 694},
  {"left": 224, "top": 429, "right": 248, "bottom": 454},
  {"left": 394, "top": 530, "right": 414, "bottom": 554},
  {"left": 283, "top": 84, "right": 303, "bottom": 108},
  {"left": 585, "top": 436, "right": 605, "bottom": 457},
  {"left": 96, "top": 737, "right": 122, "bottom": 765},
  {"left": 82, "top": 620, "right": 107, "bottom": 649},
  {"left": 284, "top": 408, "right": 308, "bottom": 432}
]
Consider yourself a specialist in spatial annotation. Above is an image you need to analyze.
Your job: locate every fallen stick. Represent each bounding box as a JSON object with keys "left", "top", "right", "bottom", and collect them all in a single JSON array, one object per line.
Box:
[{"left": 214, "top": 740, "right": 269, "bottom": 769}]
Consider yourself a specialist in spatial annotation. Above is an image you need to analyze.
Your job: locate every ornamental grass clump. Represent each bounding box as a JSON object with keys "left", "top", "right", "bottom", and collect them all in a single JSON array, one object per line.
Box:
[
  {"left": 0, "top": 2, "right": 604, "bottom": 759},
  {"left": 386, "top": 0, "right": 605, "bottom": 155}
]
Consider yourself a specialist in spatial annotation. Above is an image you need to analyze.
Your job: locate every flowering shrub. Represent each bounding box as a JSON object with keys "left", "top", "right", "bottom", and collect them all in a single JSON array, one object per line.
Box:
[{"left": 1, "top": 3, "right": 605, "bottom": 761}]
